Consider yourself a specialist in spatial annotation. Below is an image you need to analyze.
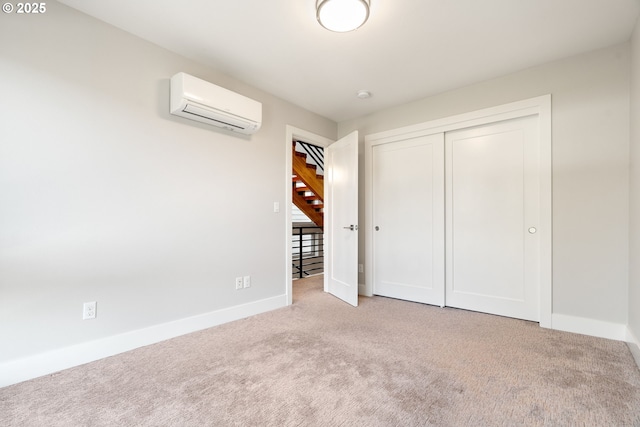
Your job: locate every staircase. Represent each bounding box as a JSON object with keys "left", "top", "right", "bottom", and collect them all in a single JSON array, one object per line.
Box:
[{"left": 292, "top": 141, "right": 324, "bottom": 228}]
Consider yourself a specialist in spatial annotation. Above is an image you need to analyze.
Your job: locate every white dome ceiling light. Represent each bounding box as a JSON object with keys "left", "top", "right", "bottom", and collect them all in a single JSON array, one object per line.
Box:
[{"left": 316, "top": 0, "right": 370, "bottom": 33}]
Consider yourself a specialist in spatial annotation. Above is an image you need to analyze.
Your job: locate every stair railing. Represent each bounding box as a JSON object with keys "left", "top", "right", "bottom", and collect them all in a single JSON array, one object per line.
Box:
[
  {"left": 292, "top": 224, "right": 324, "bottom": 279},
  {"left": 295, "top": 140, "right": 324, "bottom": 173}
]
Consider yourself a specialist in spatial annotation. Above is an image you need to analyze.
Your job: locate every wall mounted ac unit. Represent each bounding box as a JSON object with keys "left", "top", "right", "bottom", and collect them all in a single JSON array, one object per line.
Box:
[{"left": 170, "top": 72, "right": 262, "bottom": 135}]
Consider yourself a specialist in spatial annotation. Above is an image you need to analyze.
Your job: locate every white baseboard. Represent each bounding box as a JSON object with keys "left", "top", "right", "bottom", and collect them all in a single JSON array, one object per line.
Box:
[
  {"left": 0, "top": 294, "right": 287, "bottom": 388},
  {"left": 626, "top": 327, "right": 640, "bottom": 369},
  {"left": 551, "top": 313, "right": 628, "bottom": 341},
  {"left": 358, "top": 282, "right": 368, "bottom": 296}
]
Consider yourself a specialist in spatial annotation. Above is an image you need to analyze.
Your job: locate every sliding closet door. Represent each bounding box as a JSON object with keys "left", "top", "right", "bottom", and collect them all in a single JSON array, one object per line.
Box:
[
  {"left": 445, "top": 116, "right": 540, "bottom": 321},
  {"left": 371, "top": 134, "right": 445, "bottom": 306}
]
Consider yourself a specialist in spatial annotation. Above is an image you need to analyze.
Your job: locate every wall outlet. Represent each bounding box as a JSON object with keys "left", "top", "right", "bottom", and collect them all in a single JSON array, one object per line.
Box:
[
  {"left": 235, "top": 277, "right": 243, "bottom": 290},
  {"left": 83, "top": 301, "right": 97, "bottom": 320},
  {"left": 243, "top": 275, "right": 251, "bottom": 288},
  {"left": 359, "top": 264, "right": 364, "bottom": 273}
]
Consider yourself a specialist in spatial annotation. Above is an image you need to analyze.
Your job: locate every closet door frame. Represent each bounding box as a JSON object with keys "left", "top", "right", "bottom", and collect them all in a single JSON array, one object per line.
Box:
[{"left": 364, "top": 95, "right": 552, "bottom": 328}]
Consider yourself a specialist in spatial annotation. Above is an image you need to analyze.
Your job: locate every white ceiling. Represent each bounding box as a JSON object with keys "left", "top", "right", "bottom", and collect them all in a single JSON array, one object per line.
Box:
[{"left": 58, "top": 0, "right": 640, "bottom": 122}]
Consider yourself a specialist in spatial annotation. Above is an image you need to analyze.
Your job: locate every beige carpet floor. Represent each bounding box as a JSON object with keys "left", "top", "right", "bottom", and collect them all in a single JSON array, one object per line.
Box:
[{"left": 1, "top": 275, "right": 640, "bottom": 426}]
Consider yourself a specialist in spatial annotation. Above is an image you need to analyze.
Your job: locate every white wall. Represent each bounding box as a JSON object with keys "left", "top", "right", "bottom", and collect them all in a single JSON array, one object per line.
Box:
[
  {"left": 340, "top": 44, "right": 631, "bottom": 329},
  {"left": 0, "top": 2, "right": 336, "bottom": 380},
  {"left": 629, "top": 17, "right": 640, "bottom": 350}
]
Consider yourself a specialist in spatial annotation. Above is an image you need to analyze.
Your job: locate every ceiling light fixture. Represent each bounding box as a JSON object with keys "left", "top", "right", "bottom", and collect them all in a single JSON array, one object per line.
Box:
[{"left": 316, "top": 0, "right": 370, "bottom": 33}]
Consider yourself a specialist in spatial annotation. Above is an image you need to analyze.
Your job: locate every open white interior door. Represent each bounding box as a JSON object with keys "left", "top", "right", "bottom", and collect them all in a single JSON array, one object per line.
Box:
[{"left": 324, "top": 131, "right": 359, "bottom": 306}]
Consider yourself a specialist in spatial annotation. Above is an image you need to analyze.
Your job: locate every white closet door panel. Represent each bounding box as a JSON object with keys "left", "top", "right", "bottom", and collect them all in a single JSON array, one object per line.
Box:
[
  {"left": 445, "top": 116, "right": 539, "bottom": 321},
  {"left": 372, "top": 133, "right": 445, "bottom": 306}
]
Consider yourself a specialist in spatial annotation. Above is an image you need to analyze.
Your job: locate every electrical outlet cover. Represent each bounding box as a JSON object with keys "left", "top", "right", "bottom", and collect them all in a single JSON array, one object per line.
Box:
[{"left": 83, "top": 301, "right": 96, "bottom": 320}]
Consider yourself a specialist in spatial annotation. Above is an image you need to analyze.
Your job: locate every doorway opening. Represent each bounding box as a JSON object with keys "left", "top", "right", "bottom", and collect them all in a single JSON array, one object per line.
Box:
[
  {"left": 284, "top": 126, "right": 334, "bottom": 306},
  {"left": 285, "top": 127, "right": 360, "bottom": 307},
  {"left": 364, "top": 95, "right": 552, "bottom": 326},
  {"left": 292, "top": 140, "right": 324, "bottom": 281}
]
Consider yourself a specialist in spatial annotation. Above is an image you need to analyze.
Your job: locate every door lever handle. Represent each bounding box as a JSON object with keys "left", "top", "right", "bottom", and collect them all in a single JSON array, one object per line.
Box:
[{"left": 343, "top": 225, "right": 357, "bottom": 231}]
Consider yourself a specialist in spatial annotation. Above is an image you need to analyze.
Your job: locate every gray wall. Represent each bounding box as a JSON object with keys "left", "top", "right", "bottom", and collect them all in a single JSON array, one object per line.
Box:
[
  {"left": 630, "top": 17, "right": 640, "bottom": 345},
  {"left": 339, "top": 43, "right": 631, "bottom": 326},
  {"left": 0, "top": 3, "right": 336, "bottom": 363}
]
